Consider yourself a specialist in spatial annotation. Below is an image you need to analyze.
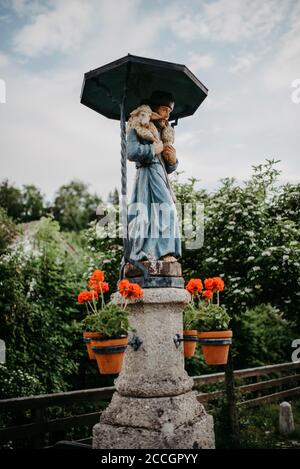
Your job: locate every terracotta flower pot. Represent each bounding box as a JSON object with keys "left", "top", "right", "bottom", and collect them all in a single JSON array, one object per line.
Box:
[
  {"left": 198, "top": 330, "right": 233, "bottom": 365},
  {"left": 92, "top": 337, "right": 128, "bottom": 374},
  {"left": 83, "top": 332, "right": 103, "bottom": 360},
  {"left": 183, "top": 330, "right": 198, "bottom": 358}
]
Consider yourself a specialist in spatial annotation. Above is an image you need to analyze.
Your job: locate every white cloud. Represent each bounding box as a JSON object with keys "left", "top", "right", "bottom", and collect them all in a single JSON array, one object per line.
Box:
[
  {"left": 0, "top": 52, "right": 9, "bottom": 66},
  {"left": 9, "top": 0, "right": 52, "bottom": 16},
  {"left": 10, "top": 0, "right": 30, "bottom": 14},
  {"left": 1, "top": 0, "right": 299, "bottom": 203},
  {"left": 0, "top": 14, "right": 10, "bottom": 23},
  {"left": 11, "top": 0, "right": 176, "bottom": 64},
  {"left": 188, "top": 53, "right": 215, "bottom": 72},
  {"left": 13, "top": 0, "right": 93, "bottom": 57},
  {"left": 263, "top": 2, "right": 300, "bottom": 90},
  {"left": 230, "top": 54, "right": 257, "bottom": 73},
  {"left": 202, "top": 95, "right": 231, "bottom": 111},
  {"left": 171, "top": 0, "right": 291, "bottom": 43},
  {"left": 1, "top": 0, "right": 183, "bottom": 200},
  {"left": 0, "top": 65, "right": 120, "bottom": 199}
]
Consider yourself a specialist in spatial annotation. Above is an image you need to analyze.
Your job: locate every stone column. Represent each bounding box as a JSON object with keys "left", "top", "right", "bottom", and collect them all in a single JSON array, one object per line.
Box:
[{"left": 92, "top": 288, "right": 215, "bottom": 449}]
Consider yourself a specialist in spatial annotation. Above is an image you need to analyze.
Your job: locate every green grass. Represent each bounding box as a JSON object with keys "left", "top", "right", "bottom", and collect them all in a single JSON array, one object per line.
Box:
[{"left": 211, "top": 398, "right": 300, "bottom": 448}]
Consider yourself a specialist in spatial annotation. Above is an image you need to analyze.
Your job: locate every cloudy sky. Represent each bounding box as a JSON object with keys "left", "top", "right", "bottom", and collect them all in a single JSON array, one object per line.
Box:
[{"left": 0, "top": 0, "right": 299, "bottom": 202}]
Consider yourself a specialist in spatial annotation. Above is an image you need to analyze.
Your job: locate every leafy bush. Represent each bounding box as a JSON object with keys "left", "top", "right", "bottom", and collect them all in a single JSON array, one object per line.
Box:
[
  {"left": 174, "top": 160, "right": 300, "bottom": 330},
  {"left": 83, "top": 218, "right": 123, "bottom": 293},
  {"left": 0, "top": 364, "right": 44, "bottom": 399},
  {"left": 233, "top": 303, "right": 294, "bottom": 368},
  {"left": 194, "top": 304, "right": 231, "bottom": 331},
  {"left": 0, "top": 217, "right": 88, "bottom": 396},
  {"left": 0, "top": 207, "right": 19, "bottom": 254}
]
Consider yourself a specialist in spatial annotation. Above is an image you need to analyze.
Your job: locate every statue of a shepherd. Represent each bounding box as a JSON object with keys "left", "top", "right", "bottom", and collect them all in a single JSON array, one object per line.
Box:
[{"left": 126, "top": 90, "right": 181, "bottom": 262}]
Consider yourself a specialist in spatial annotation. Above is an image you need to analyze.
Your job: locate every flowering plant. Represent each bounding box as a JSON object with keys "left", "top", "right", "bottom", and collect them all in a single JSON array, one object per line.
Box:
[
  {"left": 184, "top": 276, "right": 231, "bottom": 331},
  {"left": 77, "top": 270, "right": 143, "bottom": 338},
  {"left": 182, "top": 303, "right": 197, "bottom": 330}
]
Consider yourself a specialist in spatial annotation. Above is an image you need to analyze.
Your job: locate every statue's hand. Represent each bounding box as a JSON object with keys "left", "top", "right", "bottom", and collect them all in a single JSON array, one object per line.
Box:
[
  {"left": 163, "top": 145, "right": 177, "bottom": 165},
  {"left": 154, "top": 141, "right": 164, "bottom": 155}
]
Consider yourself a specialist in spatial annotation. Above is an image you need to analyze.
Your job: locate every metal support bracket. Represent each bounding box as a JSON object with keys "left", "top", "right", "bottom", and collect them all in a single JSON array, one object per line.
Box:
[
  {"left": 173, "top": 333, "right": 184, "bottom": 349},
  {"left": 128, "top": 335, "right": 143, "bottom": 351}
]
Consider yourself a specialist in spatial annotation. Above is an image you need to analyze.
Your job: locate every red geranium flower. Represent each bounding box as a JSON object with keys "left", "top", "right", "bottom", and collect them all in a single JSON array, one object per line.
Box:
[
  {"left": 204, "top": 278, "right": 214, "bottom": 290},
  {"left": 89, "top": 270, "right": 105, "bottom": 282},
  {"left": 118, "top": 280, "right": 144, "bottom": 299},
  {"left": 202, "top": 290, "right": 213, "bottom": 301},
  {"left": 212, "top": 277, "right": 225, "bottom": 292},
  {"left": 77, "top": 290, "right": 98, "bottom": 304},
  {"left": 88, "top": 279, "right": 109, "bottom": 293},
  {"left": 185, "top": 278, "right": 203, "bottom": 295},
  {"left": 118, "top": 279, "right": 130, "bottom": 296}
]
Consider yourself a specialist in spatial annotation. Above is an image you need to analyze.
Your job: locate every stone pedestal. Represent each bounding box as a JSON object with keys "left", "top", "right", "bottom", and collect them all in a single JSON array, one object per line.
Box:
[{"left": 92, "top": 288, "right": 215, "bottom": 449}]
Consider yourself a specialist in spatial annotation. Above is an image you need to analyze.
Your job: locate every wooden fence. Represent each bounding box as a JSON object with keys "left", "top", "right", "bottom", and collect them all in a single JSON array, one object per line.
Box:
[{"left": 1, "top": 361, "right": 299, "bottom": 448}]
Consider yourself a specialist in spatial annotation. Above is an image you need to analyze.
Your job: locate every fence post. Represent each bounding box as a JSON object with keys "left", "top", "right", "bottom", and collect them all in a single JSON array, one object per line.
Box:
[
  {"left": 31, "top": 408, "right": 45, "bottom": 448},
  {"left": 225, "top": 351, "right": 240, "bottom": 448}
]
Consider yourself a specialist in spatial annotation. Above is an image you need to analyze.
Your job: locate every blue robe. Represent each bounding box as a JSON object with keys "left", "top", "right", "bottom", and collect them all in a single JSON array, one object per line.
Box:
[{"left": 126, "top": 128, "right": 181, "bottom": 261}]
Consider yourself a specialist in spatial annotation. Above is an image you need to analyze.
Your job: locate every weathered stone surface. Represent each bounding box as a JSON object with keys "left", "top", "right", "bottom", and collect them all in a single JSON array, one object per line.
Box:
[
  {"left": 100, "top": 391, "right": 205, "bottom": 430},
  {"left": 124, "top": 260, "right": 182, "bottom": 278},
  {"left": 112, "top": 289, "right": 192, "bottom": 397},
  {"left": 93, "top": 288, "right": 215, "bottom": 449},
  {"left": 112, "top": 288, "right": 190, "bottom": 305},
  {"left": 93, "top": 414, "right": 215, "bottom": 449},
  {"left": 279, "top": 401, "right": 295, "bottom": 435},
  {"left": 115, "top": 372, "right": 193, "bottom": 397}
]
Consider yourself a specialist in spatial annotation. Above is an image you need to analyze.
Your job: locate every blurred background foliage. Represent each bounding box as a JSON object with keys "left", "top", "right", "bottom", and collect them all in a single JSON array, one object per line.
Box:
[{"left": 0, "top": 159, "right": 299, "bottom": 398}]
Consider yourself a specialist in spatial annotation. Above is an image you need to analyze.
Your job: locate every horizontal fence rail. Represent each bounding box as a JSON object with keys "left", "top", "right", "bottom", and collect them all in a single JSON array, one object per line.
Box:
[
  {"left": 194, "top": 362, "right": 300, "bottom": 406},
  {"left": 0, "top": 361, "right": 300, "bottom": 447},
  {"left": 193, "top": 361, "right": 300, "bottom": 387},
  {"left": 0, "top": 386, "right": 115, "bottom": 412}
]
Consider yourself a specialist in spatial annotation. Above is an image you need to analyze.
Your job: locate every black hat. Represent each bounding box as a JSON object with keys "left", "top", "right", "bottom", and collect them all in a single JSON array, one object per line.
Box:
[{"left": 141, "top": 90, "right": 174, "bottom": 110}]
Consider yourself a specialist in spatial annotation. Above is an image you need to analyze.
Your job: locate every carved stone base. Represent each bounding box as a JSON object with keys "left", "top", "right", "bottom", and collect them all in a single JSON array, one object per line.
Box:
[
  {"left": 93, "top": 391, "right": 215, "bottom": 449},
  {"left": 93, "top": 417, "right": 214, "bottom": 449}
]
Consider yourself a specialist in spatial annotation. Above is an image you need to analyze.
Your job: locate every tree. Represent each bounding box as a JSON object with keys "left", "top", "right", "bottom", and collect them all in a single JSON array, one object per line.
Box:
[
  {"left": 0, "top": 179, "right": 23, "bottom": 221},
  {"left": 173, "top": 159, "right": 300, "bottom": 328},
  {"left": 107, "top": 188, "right": 119, "bottom": 205},
  {"left": 0, "top": 207, "right": 18, "bottom": 254},
  {"left": 0, "top": 180, "right": 45, "bottom": 223},
  {"left": 52, "top": 180, "right": 102, "bottom": 231},
  {"left": 21, "top": 184, "right": 45, "bottom": 221}
]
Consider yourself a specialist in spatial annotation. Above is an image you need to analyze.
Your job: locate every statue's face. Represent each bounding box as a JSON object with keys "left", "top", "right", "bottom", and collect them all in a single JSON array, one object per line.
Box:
[{"left": 155, "top": 105, "right": 171, "bottom": 121}]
